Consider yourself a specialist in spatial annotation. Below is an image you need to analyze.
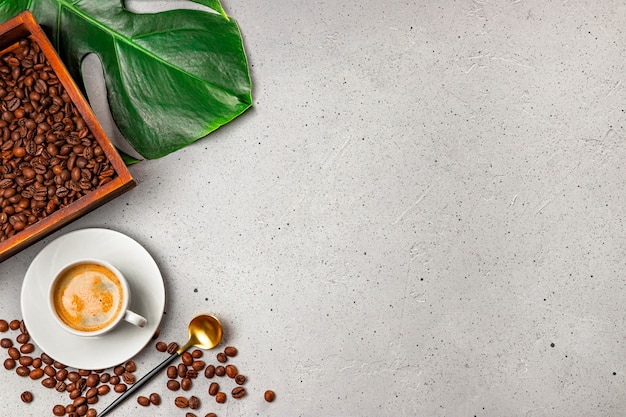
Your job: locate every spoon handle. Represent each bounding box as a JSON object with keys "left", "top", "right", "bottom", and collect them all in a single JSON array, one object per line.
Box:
[{"left": 98, "top": 352, "right": 179, "bottom": 417}]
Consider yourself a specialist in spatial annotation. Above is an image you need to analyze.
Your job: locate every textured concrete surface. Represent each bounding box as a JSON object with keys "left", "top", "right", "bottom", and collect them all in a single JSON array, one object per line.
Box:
[{"left": 1, "top": 1, "right": 626, "bottom": 416}]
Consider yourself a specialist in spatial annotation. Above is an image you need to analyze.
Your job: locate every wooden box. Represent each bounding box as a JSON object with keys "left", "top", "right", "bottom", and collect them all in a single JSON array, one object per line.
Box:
[{"left": 0, "top": 11, "right": 135, "bottom": 262}]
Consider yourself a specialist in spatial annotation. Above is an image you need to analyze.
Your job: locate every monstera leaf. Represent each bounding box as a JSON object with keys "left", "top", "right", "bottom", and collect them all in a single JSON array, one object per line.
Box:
[{"left": 0, "top": 0, "right": 252, "bottom": 159}]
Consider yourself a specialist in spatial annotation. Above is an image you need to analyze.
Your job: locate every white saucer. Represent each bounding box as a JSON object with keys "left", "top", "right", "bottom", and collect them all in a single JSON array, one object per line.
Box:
[{"left": 21, "top": 228, "right": 165, "bottom": 370}]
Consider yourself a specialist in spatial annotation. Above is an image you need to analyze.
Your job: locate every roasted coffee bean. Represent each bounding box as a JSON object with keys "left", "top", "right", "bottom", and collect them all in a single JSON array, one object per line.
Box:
[
  {"left": 40, "top": 353, "right": 53, "bottom": 365},
  {"left": 224, "top": 346, "right": 237, "bottom": 357},
  {"left": 225, "top": 364, "right": 238, "bottom": 378},
  {"left": 216, "top": 352, "right": 227, "bottom": 363},
  {"left": 86, "top": 408, "right": 97, "bottom": 417},
  {"left": 4, "top": 357, "right": 15, "bottom": 370},
  {"left": 182, "top": 352, "right": 193, "bottom": 366},
  {"left": 232, "top": 387, "right": 246, "bottom": 399},
  {"left": 52, "top": 404, "right": 65, "bottom": 416},
  {"left": 99, "top": 372, "right": 110, "bottom": 383},
  {"left": 87, "top": 394, "right": 98, "bottom": 405},
  {"left": 167, "top": 365, "right": 177, "bottom": 379},
  {"left": 214, "top": 366, "right": 225, "bottom": 377},
  {"left": 186, "top": 369, "right": 198, "bottom": 379},
  {"left": 113, "top": 365, "right": 124, "bottom": 375},
  {"left": 69, "top": 389, "right": 81, "bottom": 400},
  {"left": 0, "top": 319, "right": 8, "bottom": 332},
  {"left": 264, "top": 390, "right": 276, "bottom": 402},
  {"left": 86, "top": 374, "right": 99, "bottom": 387},
  {"left": 78, "top": 369, "right": 91, "bottom": 376},
  {"left": 137, "top": 396, "right": 150, "bottom": 406},
  {"left": 175, "top": 396, "right": 189, "bottom": 408},
  {"left": 20, "top": 343, "right": 34, "bottom": 353},
  {"left": 16, "top": 365, "right": 29, "bottom": 376},
  {"left": 149, "top": 393, "right": 161, "bottom": 405},
  {"left": 167, "top": 342, "right": 179, "bottom": 354},
  {"left": 77, "top": 378, "right": 87, "bottom": 392},
  {"left": 0, "top": 337, "right": 12, "bottom": 348},
  {"left": 208, "top": 382, "right": 219, "bottom": 396},
  {"left": 85, "top": 387, "right": 98, "bottom": 399},
  {"left": 97, "top": 385, "right": 110, "bottom": 396},
  {"left": 191, "top": 360, "right": 205, "bottom": 371},
  {"left": 206, "top": 413, "right": 217, "bottom": 417},
  {"left": 177, "top": 363, "right": 187, "bottom": 378},
  {"left": 191, "top": 349, "right": 203, "bottom": 359},
  {"left": 109, "top": 375, "right": 120, "bottom": 385},
  {"left": 41, "top": 376, "right": 56, "bottom": 388},
  {"left": 235, "top": 374, "right": 246, "bottom": 385},
  {"left": 19, "top": 355, "right": 33, "bottom": 366},
  {"left": 215, "top": 392, "right": 226, "bottom": 403},
  {"left": 167, "top": 379, "right": 180, "bottom": 391},
  {"left": 204, "top": 364, "right": 215, "bottom": 379},
  {"left": 16, "top": 332, "right": 29, "bottom": 344},
  {"left": 155, "top": 341, "right": 167, "bottom": 352},
  {"left": 125, "top": 360, "right": 137, "bottom": 372},
  {"left": 9, "top": 320, "right": 20, "bottom": 330},
  {"left": 20, "top": 391, "right": 33, "bottom": 403},
  {"left": 186, "top": 413, "right": 197, "bottom": 417},
  {"left": 32, "top": 357, "right": 42, "bottom": 368},
  {"left": 73, "top": 396, "right": 87, "bottom": 408},
  {"left": 189, "top": 395, "right": 200, "bottom": 409},
  {"left": 114, "top": 383, "right": 126, "bottom": 393},
  {"left": 76, "top": 404, "right": 88, "bottom": 416},
  {"left": 122, "top": 371, "right": 135, "bottom": 384},
  {"left": 181, "top": 377, "right": 192, "bottom": 391},
  {"left": 55, "top": 381, "right": 67, "bottom": 392},
  {"left": 56, "top": 368, "right": 68, "bottom": 381}
]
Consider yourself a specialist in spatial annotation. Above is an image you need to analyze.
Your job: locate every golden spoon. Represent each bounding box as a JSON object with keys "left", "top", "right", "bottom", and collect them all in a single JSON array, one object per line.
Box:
[{"left": 99, "top": 314, "right": 223, "bottom": 417}]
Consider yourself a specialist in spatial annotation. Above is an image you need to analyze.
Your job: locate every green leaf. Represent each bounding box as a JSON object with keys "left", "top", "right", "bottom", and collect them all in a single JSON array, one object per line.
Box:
[{"left": 0, "top": 0, "right": 252, "bottom": 159}]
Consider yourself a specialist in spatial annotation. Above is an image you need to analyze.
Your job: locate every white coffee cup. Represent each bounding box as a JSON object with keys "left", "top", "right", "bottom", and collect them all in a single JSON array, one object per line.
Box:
[{"left": 49, "top": 258, "right": 147, "bottom": 337}]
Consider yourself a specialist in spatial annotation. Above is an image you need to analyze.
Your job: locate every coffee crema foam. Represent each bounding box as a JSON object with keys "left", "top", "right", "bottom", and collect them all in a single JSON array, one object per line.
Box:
[{"left": 53, "top": 263, "right": 124, "bottom": 332}]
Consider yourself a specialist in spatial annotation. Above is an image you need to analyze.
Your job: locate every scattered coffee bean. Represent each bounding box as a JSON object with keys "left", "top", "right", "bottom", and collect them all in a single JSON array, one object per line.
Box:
[
  {"left": 186, "top": 369, "right": 198, "bottom": 379},
  {"left": 52, "top": 404, "right": 65, "bottom": 416},
  {"left": 235, "top": 374, "right": 246, "bottom": 385},
  {"left": 149, "top": 392, "right": 161, "bottom": 405},
  {"left": 205, "top": 413, "right": 217, "bottom": 417},
  {"left": 167, "top": 342, "right": 179, "bottom": 354},
  {"left": 177, "top": 363, "right": 187, "bottom": 378},
  {"left": 167, "top": 365, "right": 177, "bottom": 379},
  {"left": 8, "top": 347, "right": 20, "bottom": 359},
  {"left": 16, "top": 332, "right": 29, "bottom": 344},
  {"left": 29, "top": 367, "right": 44, "bottom": 379},
  {"left": 125, "top": 360, "right": 136, "bottom": 372},
  {"left": 3, "top": 357, "right": 15, "bottom": 370},
  {"left": 20, "top": 343, "right": 34, "bottom": 353},
  {"left": 85, "top": 387, "right": 98, "bottom": 399},
  {"left": 56, "top": 368, "right": 68, "bottom": 381},
  {"left": 99, "top": 372, "right": 110, "bottom": 383},
  {"left": 109, "top": 375, "right": 120, "bottom": 385},
  {"left": 0, "top": 337, "right": 12, "bottom": 348},
  {"left": 191, "top": 360, "right": 205, "bottom": 371},
  {"left": 191, "top": 349, "right": 203, "bottom": 358},
  {"left": 41, "top": 376, "right": 56, "bottom": 388},
  {"left": 189, "top": 395, "right": 200, "bottom": 409},
  {"left": 9, "top": 320, "right": 19, "bottom": 330},
  {"left": 181, "top": 377, "right": 192, "bottom": 391},
  {"left": 167, "top": 379, "right": 181, "bottom": 391},
  {"left": 208, "top": 382, "right": 219, "bottom": 396},
  {"left": 76, "top": 404, "right": 88, "bottom": 415},
  {"left": 114, "top": 383, "right": 127, "bottom": 393},
  {"left": 175, "top": 396, "right": 189, "bottom": 408},
  {"left": 19, "top": 355, "right": 33, "bottom": 366},
  {"left": 215, "top": 392, "right": 226, "bottom": 403},
  {"left": 40, "top": 353, "right": 53, "bottom": 365},
  {"left": 186, "top": 413, "right": 197, "bottom": 417},
  {"left": 264, "top": 390, "right": 276, "bottom": 402},
  {"left": 216, "top": 352, "right": 227, "bottom": 363},
  {"left": 122, "top": 371, "right": 135, "bottom": 384},
  {"left": 86, "top": 409, "right": 97, "bottom": 417},
  {"left": 73, "top": 396, "right": 87, "bottom": 408},
  {"left": 225, "top": 364, "right": 237, "bottom": 378},
  {"left": 20, "top": 391, "right": 33, "bottom": 403},
  {"left": 113, "top": 365, "right": 124, "bottom": 376},
  {"left": 155, "top": 341, "right": 167, "bottom": 352},
  {"left": 97, "top": 385, "right": 110, "bottom": 396},
  {"left": 32, "top": 357, "right": 42, "bottom": 368},
  {"left": 137, "top": 395, "right": 150, "bottom": 406},
  {"left": 232, "top": 386, "right": 246, "bottom": 399},
  {"left": 214, "top": 366, "right": 225, "bottom": 377},
  {"left": 224, "top": 346, "right": 237, "bottom": 357},
  {"left": 55, "top": 381, "right": 67, "bottom": 392},
  {"left": 16, "top": 365, "right": 29, "bottom": 376},
  {"left": 0, "top": 319, "right": 7, "bottom": 332},
  {"left": 86, "top": 373, "right": 99, "bottom": 387},
  {"left": 204, "top": 364, "right": 215, "bottom": 379},
  {"left": 53, "top": 361, "right": 66, "bottom": 369},
  {"left": 78, "top": 369, "right": 91, "bottom": 376},
  {"left": 182, "top": 351, "right": 193, "bottom": 366}
]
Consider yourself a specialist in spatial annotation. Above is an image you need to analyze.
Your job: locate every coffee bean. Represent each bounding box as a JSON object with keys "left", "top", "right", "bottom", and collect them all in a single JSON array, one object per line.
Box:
[
  {"left": 215, "top": 392, "right": 226, "bottom": 403},
  {"left": 189, "top": 395, "right": 200, "bottom": 409},
  {"left": 216, "top": 353, "right": 227, "bottom": 363},
  {"left": 155, "top": 341, "right": 167, "bottom": 352},
  {"left": 191, "top": 349, "right": 203, "bottom": 359},
  {"left": 177, "top": 363, "right": 187, "bottom": 378},
  {"left": 191, "top": 360, "right": 205, "bottom": 371},
  {"left": 76, "top": 404, "right": 88, "bottom": 416},
  {"left": 182, "top": 352, "right": 193, "bottom": 365},
  {"left": 69, "top": 389, "right": 81, "bottom": 400},
  {"left": 224, "top": 346, "right": 237, "bottom": 357},
  {"left": 67, "top": 371, "right": 80, "bottom": 382},
  {"left": 137, "top": 396, "right": 150, "bottom": 406},
  {"left": 235, "top": 374, "right": 246, "bottom": 385},
  {"left": 0, "top": 337, "right": 12, "bottom": 348},
  {"left": 204, "top": 364, "right": 215, "bottom": 379},
  {"left": 175, "top": 396, "right": 189, "bottom": 408},
  {"left": 114, "top": 383, "right": 126, "bottom": 393},
  {"left": 186, "top": 413, "right": 197, "bottom": 417},
  {"left": 225, "top": 364, "right": 237, "bottom": 378},
  {"left": 52, "top": 404, "right": 65, "bottom": 416},
  {"left": 109, "top": 375, "right": 120, "bottom": 385},
  {"left": 186, "top": 369, "right": 198, "bottom": 379},
  {"left": 56, "top": 368, "right": 68, "bottom": 381},
  {"left": 97, "top": 385, "right": 110, "bottom": 396},
  {"left": 85, "top": 387, "right": 98, "bottom": 399},
  {"left": 264, "top": 390, "right": 276, "bottom": 402},
  {"left": 99, "top": 372, "right": 110, "bottom": 383},
  {"left": 181, "top": 377, "right": 192, "bottom": 391},
  {"left": 113, "top": 365, "right": 124, "bottom": 375},
  {"left": 214, "top": 366, "right": 225, "bottom": 377},
  {"left": 16, "top": 333, "right": 29, "bottom": 344},
  {"left": 86, "top": 409, "right": 97, "bottom": 417},
  {"left": 208, "top": 382, "right": 219, "bottom": 396},
  {"left": 19, "top": 355, "right": 33, "bottom": 366},
  {"left": 231, "top": 387, "right": 246, "bottom": 399},
  {"left": 167, "top": 379, "right": 180, "bottom": 391},
  {"left": 19, "top": 321, "right": 28, "bottom": 335},
  {"left": 32, "top": 357, "right": 42, "bottom": 368},
  {"left": 20, "top": 343, "right": 34, "bottom": 353},
  {"left": 16, "top": 365, "right": 29, "bottom": 376},
  {"left": 86, "top": 374, "right": 99, "bottom": 387},
  {"left": 55, "top": 381, "right": 66, "bottom": 392},
  {"left": 41, "top": 376, "right": 56, "bottom": 388},
  {"left": 0, "top": 319, "right": 7, "bottom": 332},
  {"left": 125, "top": 360, "right": 136, "bottom": 372},
  {"left": 206, "top": 413, "right": 217, "bottom": 417},
  {"left": 167, "top": 342, "right": 179, "bottom": 354},
  {"left": 53, "top": 360, "right": 66, "bottom": 369},
  {"left": 9, "top": 320, "right": 19, "bottom": 330},
  {"left": 167, "top": 365, "right": 177, "bottom": 378},
  {"left": 78, "top": 369, "right": 91, "bottom": 376},
  {"left": 4, "top": 358, "right": 15, "bottom": 370},
  {"left": 122, "top": 371, "right": 135, "bottom": 384},
  {"left": 149, "top": 392, "right": 161, "bottom": 405},
  {"left": 20, "top": 391, "right": 33, "bottom": 403}
]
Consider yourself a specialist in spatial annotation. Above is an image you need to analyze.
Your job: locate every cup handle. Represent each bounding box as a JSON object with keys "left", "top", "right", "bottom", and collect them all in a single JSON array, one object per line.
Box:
[{"left": 124, "top": 310, "right": 147, "bottom": 328}]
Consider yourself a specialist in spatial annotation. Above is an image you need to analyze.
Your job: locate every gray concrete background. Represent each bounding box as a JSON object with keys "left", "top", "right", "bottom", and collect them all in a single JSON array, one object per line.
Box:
[{"left": 1, "top": 1, "right": 625, "bottom": 416}]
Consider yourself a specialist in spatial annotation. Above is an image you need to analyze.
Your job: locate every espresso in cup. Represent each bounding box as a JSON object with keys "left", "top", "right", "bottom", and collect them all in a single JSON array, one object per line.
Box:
[{"left": 49, "top": 259, "right": 147, "bottom": 336}]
